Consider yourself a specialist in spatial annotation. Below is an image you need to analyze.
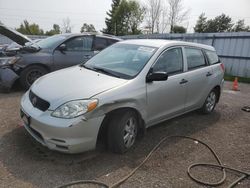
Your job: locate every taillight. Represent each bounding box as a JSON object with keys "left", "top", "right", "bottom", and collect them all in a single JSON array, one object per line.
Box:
[{"left": 220, "top": 63, "right": 225, "bottom": 72}]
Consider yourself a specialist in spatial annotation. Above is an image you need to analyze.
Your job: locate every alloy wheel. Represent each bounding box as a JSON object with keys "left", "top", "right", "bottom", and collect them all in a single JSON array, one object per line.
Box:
[
  {"left": 206, "top": 91, "right": 216, "bottom": 112},
  {"left": 123, "top": 117, "right": 137, "bottom": 149}
]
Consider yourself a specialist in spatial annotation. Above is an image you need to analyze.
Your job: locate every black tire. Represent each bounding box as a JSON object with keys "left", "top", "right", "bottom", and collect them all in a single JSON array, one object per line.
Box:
[
  {"left": 20, "top": 65, "right": 48, "bottom": 90},
  {"left": 108, "top": 110, "right": 138, "bottom": 154},
  {"left": 200, "top": 89, "right": 218, "bottom": 114}
]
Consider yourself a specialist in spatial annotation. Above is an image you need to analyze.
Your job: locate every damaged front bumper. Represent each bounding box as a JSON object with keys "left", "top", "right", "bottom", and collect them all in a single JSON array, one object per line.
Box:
[{"left": 0, "top": 67, "right": 19, "bottom": 90}]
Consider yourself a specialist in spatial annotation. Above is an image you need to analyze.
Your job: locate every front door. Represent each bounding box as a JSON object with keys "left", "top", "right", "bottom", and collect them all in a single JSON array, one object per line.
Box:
[
  {"left": 146, "top": 47, "right": 188, "bottom": 125},
  {"left": 53, "top": 36, "right": 94, "bottom": 70}
]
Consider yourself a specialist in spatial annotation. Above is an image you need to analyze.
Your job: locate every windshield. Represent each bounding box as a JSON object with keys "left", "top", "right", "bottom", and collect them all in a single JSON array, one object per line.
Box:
[
  {"left": 84, "top": 43, "right": 157, "bottom": 79},
  {"left": 36, "top": 35, "right": 67, "bottom": 49}
]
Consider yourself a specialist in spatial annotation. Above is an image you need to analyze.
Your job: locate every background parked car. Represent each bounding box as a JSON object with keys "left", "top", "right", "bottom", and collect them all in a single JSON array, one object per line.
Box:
[
  {"left": 0, "top": 44, "right": 9, "bottom": 57},
  {"left": 0, "top": 25, "right": 121, "bottom": 90}
]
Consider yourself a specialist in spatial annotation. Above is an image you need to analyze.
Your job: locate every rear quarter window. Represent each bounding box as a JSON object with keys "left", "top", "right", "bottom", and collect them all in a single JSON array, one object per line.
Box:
[{"left": 205, "top": 50, "right": 219, "bottom": 65}]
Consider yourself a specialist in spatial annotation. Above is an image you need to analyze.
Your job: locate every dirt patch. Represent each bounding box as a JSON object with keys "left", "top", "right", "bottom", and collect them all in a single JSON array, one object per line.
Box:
[{"left": 0, "top": 81, "right": 250, "bottom": 188}]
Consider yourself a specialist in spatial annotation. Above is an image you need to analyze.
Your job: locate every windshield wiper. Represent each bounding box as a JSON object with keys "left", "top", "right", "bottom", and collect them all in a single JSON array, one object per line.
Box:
[
  {"left": 92, "top": 66, "right": 121, "bottom": 78},
  {"left": 80, "top": 64, "right": 93, "bottom": 70},
  {"left": 81, "top": 64, "right": 121, "bottom": 78}
]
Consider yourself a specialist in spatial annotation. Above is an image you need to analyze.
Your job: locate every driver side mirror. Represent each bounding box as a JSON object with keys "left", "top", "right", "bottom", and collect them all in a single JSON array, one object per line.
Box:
[
  {"left": 146, "top": 71, "right": 168, "bottom": 83},
  {"left": 58, "top": 44, "right": 67, "bottom": 53}
]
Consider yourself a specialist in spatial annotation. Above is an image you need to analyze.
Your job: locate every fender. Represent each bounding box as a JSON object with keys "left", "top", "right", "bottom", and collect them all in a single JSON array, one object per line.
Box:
[{"left": 85, "top": 98, "right": 147, "bottom": 123}]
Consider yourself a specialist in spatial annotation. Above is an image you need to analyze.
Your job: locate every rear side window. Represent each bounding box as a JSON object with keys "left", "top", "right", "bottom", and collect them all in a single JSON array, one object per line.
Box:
[
  {"left": 93, "top": 37, "right": 108, "bottom": 51},
  {"left": 107, "top": 39, "right": 117, "bottom": 46},
  {"left": 185, "top": 48, "right": 206, "bottom": 70},
  {"left": 153, "top": 48, "right": 183, "bottom": 75},
  {"left": 205, "top": 50, "right": 219, "bottom": 65}
]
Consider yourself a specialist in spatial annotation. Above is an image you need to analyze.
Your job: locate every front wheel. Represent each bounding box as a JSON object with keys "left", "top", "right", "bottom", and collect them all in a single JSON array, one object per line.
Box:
[
  {"left": 200, "top": 89, "right": 218, "bottom": 114},
  {"left": 20, "top": 65, "right": 48, "bottom": 90},
  {"left": 108, "top": 110, "right": 138, "bottom": 154}
]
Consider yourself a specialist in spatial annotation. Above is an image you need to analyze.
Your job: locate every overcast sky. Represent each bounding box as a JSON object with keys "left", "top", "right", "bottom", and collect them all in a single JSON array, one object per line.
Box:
[{"left": 0, "top": 0, "right": 249, "bottom": 33}]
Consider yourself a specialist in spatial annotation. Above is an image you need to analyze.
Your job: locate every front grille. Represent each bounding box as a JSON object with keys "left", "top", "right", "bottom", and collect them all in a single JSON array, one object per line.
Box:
[{"left": 29, "top": 90, "right": 50, "bottom": 111}]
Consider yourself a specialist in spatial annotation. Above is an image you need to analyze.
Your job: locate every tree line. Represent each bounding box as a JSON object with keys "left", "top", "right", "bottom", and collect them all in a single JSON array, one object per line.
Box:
[
  {"left": 103, "top": 0, "right": 189, "bottom": 35},
  {"left": 0, "top": 18, "right": 96, "bottom": 36},
  {"left": 0, "top": 0, "right": 249, "bottom": 36},
  {"left": 194, "top": 13, "right": 250, "bottom": 33},
  {"left": 104, "top": 0, "right": 250, "bottom": 35}
]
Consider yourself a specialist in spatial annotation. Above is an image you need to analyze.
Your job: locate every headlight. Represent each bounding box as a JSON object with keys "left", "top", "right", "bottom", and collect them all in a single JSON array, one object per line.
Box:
[
  {"left": 0, "top": 57, "right": 19, "bottom": 67},
  {"left": 51, "top": 99, "right": 98, "bottom": 119}
]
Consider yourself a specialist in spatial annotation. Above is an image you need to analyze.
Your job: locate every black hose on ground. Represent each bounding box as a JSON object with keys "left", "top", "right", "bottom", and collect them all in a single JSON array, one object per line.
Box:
[
  {"left": 242, "top": 106, "right": 250, "bottom": 112},
  {"left": 56, "top": 135, "right": 250, "bottom": 188}
]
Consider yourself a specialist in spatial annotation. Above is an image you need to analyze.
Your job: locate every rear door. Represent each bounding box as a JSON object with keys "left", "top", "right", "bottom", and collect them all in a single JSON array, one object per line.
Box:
[
  {"left": 53, "top": 36, "right": 94, "bottom": 70},
  {"left": 146, "top": 47, "right": 188, "bottom": 125},
  {"left": 204, "top": 50, "right": 224, "bottom": 83},
  {"left": 184, "top": 47, "right": 214, "bottom": 111}
]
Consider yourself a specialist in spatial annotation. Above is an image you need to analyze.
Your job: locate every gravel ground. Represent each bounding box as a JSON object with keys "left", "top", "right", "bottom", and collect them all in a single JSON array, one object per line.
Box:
[{"left": 0, "top": 81, "right": 249, "bottom": 188}]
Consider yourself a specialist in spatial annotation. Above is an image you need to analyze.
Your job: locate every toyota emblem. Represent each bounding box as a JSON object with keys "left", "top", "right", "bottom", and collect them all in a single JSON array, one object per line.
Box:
[{"left": 32, "top": 97, "right": 37, "bottom": 106}]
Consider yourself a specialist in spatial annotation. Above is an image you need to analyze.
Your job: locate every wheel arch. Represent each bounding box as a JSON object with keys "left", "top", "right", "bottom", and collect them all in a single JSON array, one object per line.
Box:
[
  {"left": 213, "top": 85, "right": 221, "bottom": 103},
  {"left": 96, "top": 107, "right": 146, "bottom": 148},
  {"left": 18, "top": 63, "right": 51, "bottom": 89},
  {"left": 20, "top": 63, "right": 51, "bottom": 73}
]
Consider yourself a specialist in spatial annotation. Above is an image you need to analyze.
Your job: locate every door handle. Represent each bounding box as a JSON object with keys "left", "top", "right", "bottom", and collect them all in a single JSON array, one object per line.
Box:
[
  {"left": 206, "top": 72, "right": 213, "bottom": 77},
  {"left": 179, "top": 79, "right": 188, "bottom": 84}
]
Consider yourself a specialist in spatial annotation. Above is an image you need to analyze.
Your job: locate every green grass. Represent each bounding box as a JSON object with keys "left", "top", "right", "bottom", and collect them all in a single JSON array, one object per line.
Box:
[{"left": 224, "top": 74, "right": 250, "bottom": 84}]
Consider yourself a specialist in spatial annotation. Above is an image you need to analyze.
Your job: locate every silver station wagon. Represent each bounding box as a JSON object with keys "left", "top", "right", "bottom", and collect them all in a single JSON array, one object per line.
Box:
[{"left": 20, "top": 39, "right": 224, "bottom": 154}]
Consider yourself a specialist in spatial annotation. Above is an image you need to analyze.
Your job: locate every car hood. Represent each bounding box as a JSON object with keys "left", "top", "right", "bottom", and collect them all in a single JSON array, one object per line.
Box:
[
  {"left": 0, "top": 25, "right": 32, "bottom": 46},
  {"left": 31, "top": 66, "right": 128, "bottom": 110}
]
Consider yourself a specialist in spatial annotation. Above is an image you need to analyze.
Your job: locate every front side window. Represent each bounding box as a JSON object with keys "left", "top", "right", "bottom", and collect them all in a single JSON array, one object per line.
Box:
[
  {"left": 84, "top": 43, "right": 157, "bottom": 79},
  {"left": 205, "top": 50, "right": 219, "bottom": 65},
  {"left": 186, "top": 48, "right": 206, "bottom": 70},
  {"left": 64, "top": 36, "right": 93, "bottom": 51},
  {"left": 153, "top": 48, "right": 183, "bottom": 75}
]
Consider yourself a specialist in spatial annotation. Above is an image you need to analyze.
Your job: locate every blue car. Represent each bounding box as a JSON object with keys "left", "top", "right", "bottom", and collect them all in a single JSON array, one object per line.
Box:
[{"left": 0, "top": 25, "right": 121, "bottom": 90}]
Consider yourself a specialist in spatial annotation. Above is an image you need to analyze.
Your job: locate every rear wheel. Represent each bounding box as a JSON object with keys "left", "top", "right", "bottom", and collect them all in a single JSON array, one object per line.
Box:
[
  {"left": 108, "top": 110, "right": 138, "bottom": 154},
  {"left": 20, "top": 65, "right": 48, "bottom": 90},
  {"left": 200, "top": 89, "right": 218, "bottom": 114}
]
